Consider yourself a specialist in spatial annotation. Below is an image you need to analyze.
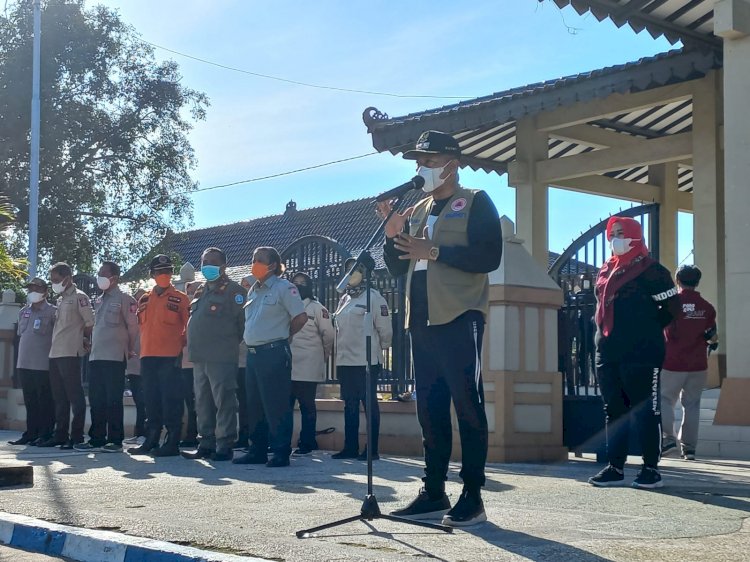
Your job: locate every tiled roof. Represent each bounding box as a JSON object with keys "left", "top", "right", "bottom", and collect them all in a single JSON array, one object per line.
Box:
[
  {"left": 365, "top": 48, "right": 721, "bottom": 194},
  {"left": 124, "top": 193, "right": 424, "bottom": 282},
  {"left": 544, "top": 0, "right": 719, "bottom": 48}
]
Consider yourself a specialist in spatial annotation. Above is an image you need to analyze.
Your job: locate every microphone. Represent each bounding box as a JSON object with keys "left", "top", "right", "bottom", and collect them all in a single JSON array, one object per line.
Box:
[{"left": 372, "top": 175, "right": 425, "bottom": 203}]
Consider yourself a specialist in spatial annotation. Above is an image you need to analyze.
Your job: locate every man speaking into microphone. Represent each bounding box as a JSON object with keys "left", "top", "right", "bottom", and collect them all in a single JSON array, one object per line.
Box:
[{"left": 378, "top": 130, "right": 503, "bottom": 527}]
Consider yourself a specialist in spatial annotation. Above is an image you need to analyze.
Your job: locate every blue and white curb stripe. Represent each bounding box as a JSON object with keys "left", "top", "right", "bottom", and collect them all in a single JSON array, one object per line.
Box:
[{"left": 0, "top": 512, "right": 267, "bottom": 562}]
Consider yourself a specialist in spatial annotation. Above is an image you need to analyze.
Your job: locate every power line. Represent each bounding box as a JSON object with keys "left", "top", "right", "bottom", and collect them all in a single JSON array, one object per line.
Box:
[
  {"left": 192, "top": 152, "right": 379, "bottom": 193},
  {"left": 141, "top": 39, "right": 471, "bottom": 100}
]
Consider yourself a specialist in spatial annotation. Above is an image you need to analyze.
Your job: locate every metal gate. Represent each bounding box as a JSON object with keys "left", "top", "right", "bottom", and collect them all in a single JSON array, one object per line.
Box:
[
  {"left": 549, "top": 204, "right": 660, "bottom": 451},
  {"left": 281, "top": 236, "right": 412, "bottom": 397}
]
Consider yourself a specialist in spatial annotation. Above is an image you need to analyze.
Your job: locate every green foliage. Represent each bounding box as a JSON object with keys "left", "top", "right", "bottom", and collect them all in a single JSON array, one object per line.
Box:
[
  {"left": 0, "top": 196, "right": 27, "bottom": 298},
  {"left": 0, "top": 0, "right": 208, "bottom": 273}
]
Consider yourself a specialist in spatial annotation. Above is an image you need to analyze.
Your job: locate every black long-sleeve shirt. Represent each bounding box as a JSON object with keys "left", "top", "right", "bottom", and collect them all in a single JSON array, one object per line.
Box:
[
  {"left": 383, "top": 190, "right": 503, "bottom": 326},
  {"left": 595, "top": 261, "right": 680, "bottom": 367}
]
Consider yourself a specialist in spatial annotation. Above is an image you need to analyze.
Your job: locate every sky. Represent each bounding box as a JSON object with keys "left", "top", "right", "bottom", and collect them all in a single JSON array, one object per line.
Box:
[{"left": 96, "top": 0, "right": 693, "bottom": 263}]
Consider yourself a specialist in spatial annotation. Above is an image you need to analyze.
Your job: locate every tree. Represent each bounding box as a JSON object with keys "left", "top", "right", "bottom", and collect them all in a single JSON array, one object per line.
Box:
[
  {"left": 0, "top": 0, "right": 208, "bottom": 273},
  {"left": 0, "top": 196, "right": 28, "bottom": 297}
]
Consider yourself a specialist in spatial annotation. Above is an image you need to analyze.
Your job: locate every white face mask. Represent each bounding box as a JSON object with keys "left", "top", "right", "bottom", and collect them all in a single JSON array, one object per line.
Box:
[
  {"left": 26, "top": 291, "right": 45, "bottom": 304},
  {"left": 611, "top": 237, "right": 639, "bottom": 256},
  {"left": 97, "top": 276, "right": 111, "bottom": 291},
  {"left": 51, "top": 281, "right": 66, "bottom": 294},
  {"left": 417, "top": 164, "right": 448, "bottom": 193}
]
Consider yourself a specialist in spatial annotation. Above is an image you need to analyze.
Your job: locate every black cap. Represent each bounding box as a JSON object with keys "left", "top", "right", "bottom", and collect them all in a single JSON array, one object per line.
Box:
[
  {"left": 403, "top": 130, "right": 461, "bottom": 160},
  {"left": 23, "top": 277, "right": 48, "bottom": 290},
  {"left": 149, "top": 254, "right": 174, "bottom": 272}
]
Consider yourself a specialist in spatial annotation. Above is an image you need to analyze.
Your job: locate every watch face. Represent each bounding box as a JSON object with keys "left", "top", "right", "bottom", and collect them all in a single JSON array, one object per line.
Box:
[{"left": 429, "top": 247, "right": 439, "bottom": 259}]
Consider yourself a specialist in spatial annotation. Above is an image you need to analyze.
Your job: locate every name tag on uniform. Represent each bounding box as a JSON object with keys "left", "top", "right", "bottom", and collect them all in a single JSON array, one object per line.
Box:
[{"left": 33, "top": 319, "right": 41, "bottom": 330}]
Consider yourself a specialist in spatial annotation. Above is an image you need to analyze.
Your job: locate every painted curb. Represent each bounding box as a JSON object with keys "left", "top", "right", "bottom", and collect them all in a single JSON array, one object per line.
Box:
[{"left": 0, "top": 513, "right": 267, "bottom": 562}]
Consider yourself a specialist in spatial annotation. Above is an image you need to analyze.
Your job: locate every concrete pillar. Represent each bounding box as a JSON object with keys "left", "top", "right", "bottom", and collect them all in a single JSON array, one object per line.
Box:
[
  {"left": 714, "top": 0, "right": 750, "bottom": 424},
  {"left": 648, "top": 163, "right": 679, "bottom": 271},
  {"left": 513, "top": 117, "right": 549, "bottom": 268},
  {"left": 691, "top": 70, "right": 726, "bottom": 388}
]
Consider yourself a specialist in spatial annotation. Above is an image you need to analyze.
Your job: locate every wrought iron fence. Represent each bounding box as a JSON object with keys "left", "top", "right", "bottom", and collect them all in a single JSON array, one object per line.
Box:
[{"left": 281, "top": 236, "right": 413, "bottom": 398}]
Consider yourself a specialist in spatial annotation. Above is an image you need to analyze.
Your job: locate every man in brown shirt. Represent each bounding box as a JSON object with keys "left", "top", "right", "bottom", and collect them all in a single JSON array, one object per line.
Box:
[{"left": 39, "top": 262, "right": 95, "bottom": 449}]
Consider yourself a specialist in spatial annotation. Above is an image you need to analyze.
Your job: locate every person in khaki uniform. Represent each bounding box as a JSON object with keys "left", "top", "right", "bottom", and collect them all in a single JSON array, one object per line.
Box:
[
  {"left": 182, "top": 248, "right": 246, "bottom": 462},
  {"left": 75, "top": 261, "right": 138, "bottom": 453},
  {"left": 9, "top": 278, "right": 56, "bottom": 446},
  {"left": 289, "top": 272, "right": 334, "bottom": 456},
  {"left": 178, "top": 281, "right": 201, "bottom": 448},
  {"left": 40, "top": 262, "right": 95, "bottom": 449},
  {"left": 331, "top": 259, "right": 393, "bottom": 461}
]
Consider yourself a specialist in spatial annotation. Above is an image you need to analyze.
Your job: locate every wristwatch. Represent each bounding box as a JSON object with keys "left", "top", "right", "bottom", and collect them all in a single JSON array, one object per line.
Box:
[{"left": 429, "top": 246, "right": 440, "bottom": 261}]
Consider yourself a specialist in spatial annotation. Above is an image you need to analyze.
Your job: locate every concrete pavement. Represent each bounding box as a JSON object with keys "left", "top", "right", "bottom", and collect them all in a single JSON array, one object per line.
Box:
[{"left": 0, "top": 430, "right": 749, "bottom": 561}]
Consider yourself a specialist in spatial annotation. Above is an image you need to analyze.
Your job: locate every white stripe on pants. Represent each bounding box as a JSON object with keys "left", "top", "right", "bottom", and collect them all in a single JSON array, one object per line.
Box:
[{"left": 660, "top": 369, "right": 707, "bottom": 452}]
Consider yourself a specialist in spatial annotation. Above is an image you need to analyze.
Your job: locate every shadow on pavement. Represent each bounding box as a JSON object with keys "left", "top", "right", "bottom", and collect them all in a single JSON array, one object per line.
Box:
[{"left": 466, "top": 522, "right": 615, "bottom": 562}]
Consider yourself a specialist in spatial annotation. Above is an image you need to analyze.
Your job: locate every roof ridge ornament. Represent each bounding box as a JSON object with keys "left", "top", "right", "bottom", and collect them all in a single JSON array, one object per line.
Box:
[{"left": 363, "top": 107, "right": 389, "bottom": 133}]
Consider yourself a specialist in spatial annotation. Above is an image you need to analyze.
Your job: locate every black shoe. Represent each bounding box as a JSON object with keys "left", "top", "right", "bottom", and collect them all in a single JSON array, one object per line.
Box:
[
  {"left": 36, "top": 438, "right": 66, "bottom": 448},
  {"left": 232, "top": 451, "right": 267, "bottom": 465},
  {"left": 211, "top": 449, "right": 232, "bottom": 462},
  {"left": 181, "top": 447, "right": 214, "bottom": 460},
  {"left": 266, "top": 455, "right": 290, "bottom": 467},
  {"left": 588, "top": 465, "right": 625, "bottom": 487},
  {"left": 661, "top": 440, "right": 678, "bottom": 456},
  {"left": 29, "top": 438, "right": 44, "bottom": 446},
  {"left": 632, "top": 465, "right": 663, "bottom": 489},
  {"left": 390, "top": 488, "right": 451, "bottom": 520},
  {"left": 442, "top": 490, "right": 487, "bottom": 527},
  {"left": 179, "top": 439, "right": 199, "bottom": 448},
  {"left": 128, "top": 430, "right": 161, "bottom": 455},
  {"left": 233, "top": 438, "right": 250, "bottom": 450},
  {"left": 151, "top": 443, "right": 180, "bottom": 457},
  {"left": 293, "top": 447, "right": 312, "bottom": 456},
  {"left": 8, "top": 436, "right": 35, "bottom": 446},
  {"left": 60, "top": 440, "right": 81, "bottom": 450},
  {"left": 331, "top": 449, "right": 359, "bottom": 459},
  {"left": 681, "top": 450, "right": 696, "bottom": 461},
  {"left": 357, "top": 450, "right": 379, "bottom": 461}
]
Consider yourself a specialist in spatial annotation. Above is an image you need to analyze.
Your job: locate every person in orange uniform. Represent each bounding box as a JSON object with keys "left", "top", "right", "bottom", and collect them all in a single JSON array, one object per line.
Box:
[{"left": 128, "top": 255, "right": 190, "bottom": 457}]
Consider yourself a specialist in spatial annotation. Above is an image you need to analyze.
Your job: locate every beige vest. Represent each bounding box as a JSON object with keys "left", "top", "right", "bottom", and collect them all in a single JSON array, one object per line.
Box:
[{"left": 404, "top": 187, "right": 489, "bottom": 327}]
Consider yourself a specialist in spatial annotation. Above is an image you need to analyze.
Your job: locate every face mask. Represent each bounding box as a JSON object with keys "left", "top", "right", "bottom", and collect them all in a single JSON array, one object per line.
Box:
[
  {"left": 201, "top": 265, "right": 221, "bottom": 282},
  {"left": 417, "top": 164, "right": 448, "bottom": 193},
  {"left": 154, "top": 273, "right": 172, "bottom": 288},
  {"left": 348, "top": 270, "right": 363, "bottom": 287},
  {"left": 27, "top": 291, "right": 45, "bottom": 304},
  {"left": 251, "top": 262, "right": 271, "bottom": 281},
  {"left": 97, "top": 276, "right": 111, "bottom": 291},
  {"left": 611, "top": 237, "right": 638, "bottom": 256},
  {"left": 51, "top": 281, "right": 66, "bottom": 294}
]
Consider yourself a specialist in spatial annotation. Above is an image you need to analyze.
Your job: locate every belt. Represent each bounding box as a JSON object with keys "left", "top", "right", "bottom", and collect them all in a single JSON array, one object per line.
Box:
[{"left": 247, "top": 339, "right": 289, "bottom": 354}]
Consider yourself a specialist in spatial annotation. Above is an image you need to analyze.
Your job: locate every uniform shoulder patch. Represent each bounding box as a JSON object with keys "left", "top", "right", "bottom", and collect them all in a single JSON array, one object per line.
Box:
[
  {"left": 129, "top": 303, "right": 138, "bottom": 314},
  {"left": 234, "top": 293, "right": 245, "bottom": 305},
  {"left": 322, "top": 308, "right": 330, "bottom": 319},
  {"left": 451, "top": 198, "right": 467, "bottom": 212},
  {"left": 380, "top": 305, "right": 389, "bottom": 317},
  {"left": 289, "top": 286, "right": 299, "bottom": 297},
  {"left": 79, "top": 297, "right": 90, "bottom": 307}
]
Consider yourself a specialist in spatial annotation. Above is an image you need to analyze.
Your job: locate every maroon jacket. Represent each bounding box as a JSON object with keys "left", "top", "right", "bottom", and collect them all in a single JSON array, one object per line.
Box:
[{"left": 663, "top": 289, "right": 717, "bottom": 372}]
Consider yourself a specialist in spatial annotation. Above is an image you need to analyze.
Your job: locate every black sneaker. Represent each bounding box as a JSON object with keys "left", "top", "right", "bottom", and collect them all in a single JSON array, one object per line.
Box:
[
  {"left": 632, "top": 465, "right": 663, "bottom": 489},
  {"left": 681, "top": 450, "right": 696, "bottom": 461},
  {"left": 331, "top": 449, "right": 359, "bottom": 459},
  {"left": 211, "top": 449, "right": 232, "bottom": 462},
  {"left": 390, "top": 488, "right": 451, "bottom": 520},
  {"left": 357, "top": 450, "right": 379, "bottom": 461},
  {"left": 588, "top": 465, "right": 625, "bottom": 487},
  {"left": 661, "top": 440, "right": 678, "bottom": 456},
  {"left": 74, "top": 442, "right": 103, "bottom": 452},
  {"left": 266, "top": 455, "right": 290, "bottom": 467},
  {"left": 293, "top": 447, "right": 312, "bottom": 456},
  {"left": 442, "top": 490, "right": 487, "bottom": 527}
]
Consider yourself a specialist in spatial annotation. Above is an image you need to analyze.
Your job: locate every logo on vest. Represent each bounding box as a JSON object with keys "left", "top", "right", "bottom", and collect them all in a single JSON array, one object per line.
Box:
[{"left": 451, "top": 198, "right": 467, "bottom": 212}]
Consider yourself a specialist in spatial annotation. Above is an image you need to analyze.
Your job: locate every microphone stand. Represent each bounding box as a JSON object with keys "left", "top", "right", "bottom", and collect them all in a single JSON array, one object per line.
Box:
[{"left": 296, "top": 195, "right": 452, "bottom": 538}]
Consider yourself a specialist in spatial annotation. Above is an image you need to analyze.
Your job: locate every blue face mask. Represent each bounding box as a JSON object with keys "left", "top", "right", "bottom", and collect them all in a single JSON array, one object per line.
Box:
[{"left": 201, "top": 265, "right": 221, "bottom": 282}]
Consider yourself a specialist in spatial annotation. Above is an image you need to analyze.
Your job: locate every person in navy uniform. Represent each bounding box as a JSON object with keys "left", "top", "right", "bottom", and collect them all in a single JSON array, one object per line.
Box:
[{"left": 379, "top": 130, "right": 503, "bottom": 527}]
